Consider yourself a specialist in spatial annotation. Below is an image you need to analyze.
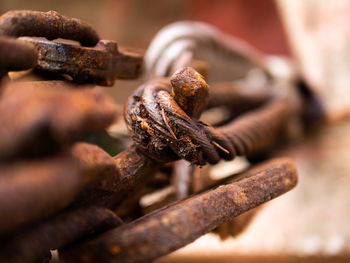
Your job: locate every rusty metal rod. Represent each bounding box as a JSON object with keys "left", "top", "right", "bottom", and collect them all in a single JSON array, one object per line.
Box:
[
  {"left": 207, "top": 82, "right": 272, "bottom": 113},
  {"left": 60, "top": 157, "right": 298, "bottom": 263},
  {"left": 0, "top": 10, "right": 99, "bottom": 46},
  {"left": 216, "top": 98, "right": 290, "bottom": 156}
]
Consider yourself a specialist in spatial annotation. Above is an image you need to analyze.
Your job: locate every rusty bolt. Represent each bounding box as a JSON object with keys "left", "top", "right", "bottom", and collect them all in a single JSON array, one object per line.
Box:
[{"left": 170, "top": 67, "right": 209, "bottom": 119}]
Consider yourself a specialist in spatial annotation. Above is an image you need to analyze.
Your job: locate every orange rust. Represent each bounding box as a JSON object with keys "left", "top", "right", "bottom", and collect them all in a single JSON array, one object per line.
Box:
[
  {"left": 110, "top": 245, "right": 121, "bottom": 254},
  {"left": 170, "top": 67, "right": 209, "bottom": 119}
]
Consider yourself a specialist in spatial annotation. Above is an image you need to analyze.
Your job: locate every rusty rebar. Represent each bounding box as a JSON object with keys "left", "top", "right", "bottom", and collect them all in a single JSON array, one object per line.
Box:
[
  {"left": 60, "top": 158, "right": 298, "bottom": 263},
  {"left": 207, "top": 82, "right": 272, "bottom": 114},
  {"left": 0, "top": 206, "right": 122, "bottom": 263},
  {"left": 0, "top": 10, "right": 99, "bottom": 46},
  {"left": 18, "top": 37, "right": 143, "bottom": 86},
  {"left": 216, "top": 98, "right": 290, "bottom": 156}
]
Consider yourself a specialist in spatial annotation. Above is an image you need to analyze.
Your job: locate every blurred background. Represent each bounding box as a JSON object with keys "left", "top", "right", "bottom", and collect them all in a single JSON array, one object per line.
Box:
[{"left": 0, "top": 0, "right": 289, "bottom": 54}]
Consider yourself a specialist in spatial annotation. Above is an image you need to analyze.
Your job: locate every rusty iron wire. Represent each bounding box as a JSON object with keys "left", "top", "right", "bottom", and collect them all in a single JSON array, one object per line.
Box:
[{"left": 125, "top": 67, "right": 291, "bottom": 166}]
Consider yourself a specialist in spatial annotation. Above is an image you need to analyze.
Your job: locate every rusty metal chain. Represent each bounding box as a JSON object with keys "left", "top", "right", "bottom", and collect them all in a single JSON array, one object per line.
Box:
[
  {"left": 0, "top": 10, "right": 302, "bottom": 263},
  {"left": 0, "top": 10, "right": 142, "bottom": 86}
]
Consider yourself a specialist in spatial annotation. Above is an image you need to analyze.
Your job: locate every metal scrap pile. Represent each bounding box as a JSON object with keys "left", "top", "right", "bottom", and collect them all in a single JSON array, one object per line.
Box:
[{"left": 0, "top": 10, "right": 308, "bottom": 263}]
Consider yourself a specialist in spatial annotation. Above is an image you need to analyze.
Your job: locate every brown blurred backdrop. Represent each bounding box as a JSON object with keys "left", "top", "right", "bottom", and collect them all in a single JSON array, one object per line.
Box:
[{"left": 0, "top": 0, "right": 289, "bottom": 54}]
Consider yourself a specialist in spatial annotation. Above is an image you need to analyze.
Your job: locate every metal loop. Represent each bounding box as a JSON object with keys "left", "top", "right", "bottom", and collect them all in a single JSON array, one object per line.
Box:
[{"left": 0, "top": 10, "right": 99, "bottom": 46}]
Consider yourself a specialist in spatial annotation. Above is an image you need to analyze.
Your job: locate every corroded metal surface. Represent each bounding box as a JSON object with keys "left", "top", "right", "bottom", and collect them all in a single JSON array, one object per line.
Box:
[
  {"left": 0, "top": 206, "right": 122, "bottom": 263},
  {"left": 0, "top": 82, "right": 118, "bottom": 160},
  {"left": 60, "top": 158, "right": 298, "bottom": 263},
  {"left": 126, "top": 67, "right": 291, "bottom": 166},
  {"left": 216, "top": 99, "right": 290, "bottom": 156},
  {"left": 0, "top": 10, "right": 99, "bottom": 46},
  {"left": 19, "top": 37, "right": 143, "bottom": 86},
  {"left": 125, "top": 67, "right": 216, "bottom": 165},
  {"left": 207, "top": 82, "right": 272, "bottom": 114},
  {"left": 170, "top": 67, "right": 209, "bottom": 119},
  {"left": 0, "top": 36, "right": 37, "bottom": 77},
  {"left": 0, "top": 10, "right": 302, "bottom": 262}
]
